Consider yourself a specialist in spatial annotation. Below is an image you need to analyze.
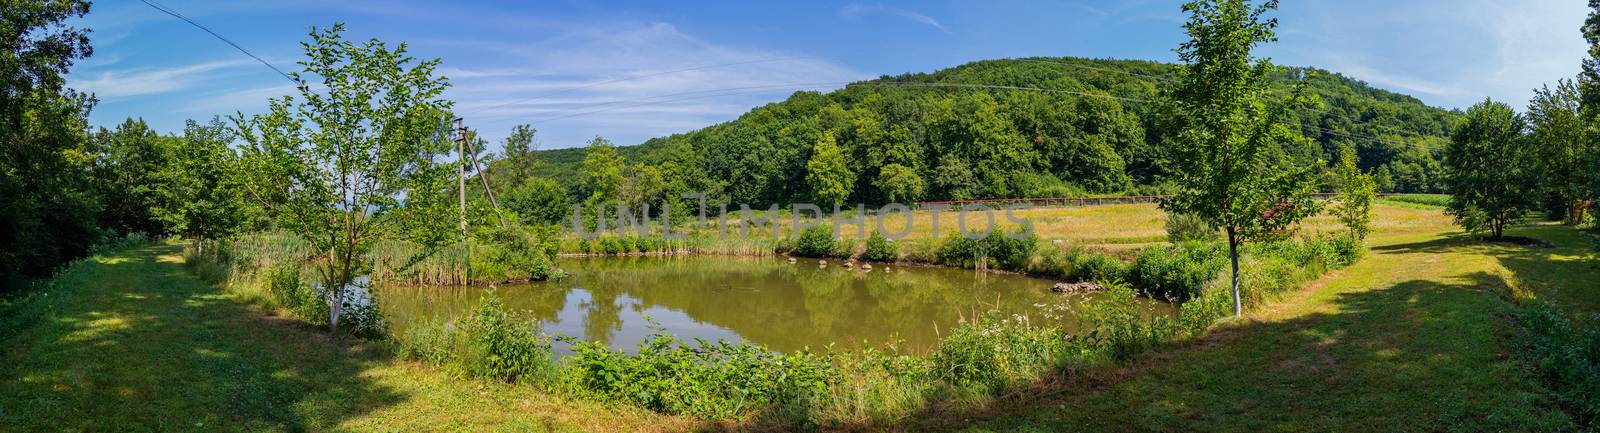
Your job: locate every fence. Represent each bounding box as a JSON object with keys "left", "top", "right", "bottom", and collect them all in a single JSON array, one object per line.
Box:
[{"left": 914, "top": 192, "right": 1389, "bottom": 210}]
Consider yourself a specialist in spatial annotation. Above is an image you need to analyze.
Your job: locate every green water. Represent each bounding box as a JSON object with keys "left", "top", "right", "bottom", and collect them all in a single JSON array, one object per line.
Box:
[{"left": 375, "top": 255, "right": 1171, "bottom": 355}]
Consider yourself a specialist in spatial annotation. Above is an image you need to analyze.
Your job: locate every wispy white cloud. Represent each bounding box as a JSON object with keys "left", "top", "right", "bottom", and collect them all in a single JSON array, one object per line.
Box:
[
  {"left": 434, "top": 21, "right": 868, "bottom": 146},
  {"left": 72, "top": 58, "right": 256, "bottom": 100},
  {"left": 837, "top": 3, "right": 951, "bottom": 34},
  {"left": 1333, "top": 64, "right": 1464, "bottom": 98}
]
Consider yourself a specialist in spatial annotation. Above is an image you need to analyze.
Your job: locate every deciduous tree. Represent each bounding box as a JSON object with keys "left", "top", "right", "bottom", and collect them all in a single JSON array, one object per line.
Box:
[
  {"left": 1160, "top": 0, "right": 1322, "bottom": 317},
  {"left": 1443, "top": 99, "right": 1537, "bottom": 240},
  {"left": 233, "top": 24, "right": 457, "bottom": 333}
]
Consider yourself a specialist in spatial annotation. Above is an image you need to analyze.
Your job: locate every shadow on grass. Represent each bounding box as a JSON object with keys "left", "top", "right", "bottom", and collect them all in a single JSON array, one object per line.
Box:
[
  {"left": 0, "top": 244, "right": 404, "bottom": 431},
  {"left": 730, "top": 234, "right": 1577, "bottom": 432}
]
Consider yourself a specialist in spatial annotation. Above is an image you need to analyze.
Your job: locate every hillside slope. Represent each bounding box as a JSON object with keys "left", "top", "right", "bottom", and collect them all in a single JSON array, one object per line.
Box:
[{"left": 513, "top": 57, "right": 1458, "bottom": 205}]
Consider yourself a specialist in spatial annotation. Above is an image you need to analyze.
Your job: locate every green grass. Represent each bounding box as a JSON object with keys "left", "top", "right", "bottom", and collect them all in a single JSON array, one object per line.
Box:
[
  {"left": 0, "top": 243, "right": 693, "bottom": 432},
  {"left": 3, "top": 210, "right": 1596, "bottom": 431},
  {"left": 902, "top": 227, "right": 1589, "bottom": 432}
]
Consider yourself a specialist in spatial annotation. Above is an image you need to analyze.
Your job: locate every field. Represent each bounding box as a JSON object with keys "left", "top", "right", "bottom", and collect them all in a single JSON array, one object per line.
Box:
[{"left": 2, "top": 202, "right": 1596, "bottom": 431}]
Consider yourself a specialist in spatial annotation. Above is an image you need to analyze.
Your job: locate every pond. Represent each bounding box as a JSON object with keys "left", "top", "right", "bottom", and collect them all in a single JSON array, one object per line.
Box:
[{"left": 375, "top": 256, "right": 1173, "bottom": 355}]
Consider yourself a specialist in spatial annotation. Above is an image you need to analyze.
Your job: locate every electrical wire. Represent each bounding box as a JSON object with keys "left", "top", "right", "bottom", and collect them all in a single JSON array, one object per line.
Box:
[{"left": 136, "top": 0, "right": 295, "bottom": 84}]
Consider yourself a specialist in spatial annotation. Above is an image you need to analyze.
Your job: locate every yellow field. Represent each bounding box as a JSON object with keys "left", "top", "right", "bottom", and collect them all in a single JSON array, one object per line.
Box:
[{"left": 670, "top": 202, "right": 1456, "bottom": 250}]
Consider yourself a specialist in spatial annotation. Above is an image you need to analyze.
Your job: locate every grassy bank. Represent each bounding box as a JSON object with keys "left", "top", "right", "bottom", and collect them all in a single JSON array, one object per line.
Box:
[{"left": 0, "top": 243, "right": 690, "bottom": 432}]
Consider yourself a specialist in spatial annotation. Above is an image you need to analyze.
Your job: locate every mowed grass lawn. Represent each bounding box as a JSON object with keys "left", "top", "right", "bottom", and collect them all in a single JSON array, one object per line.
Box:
[
  {"left": 1, "top": 201, "right": 1593, "bottom": 432},
  {"left": 0, "top": 244, "right": 694, "bottom": 432}
]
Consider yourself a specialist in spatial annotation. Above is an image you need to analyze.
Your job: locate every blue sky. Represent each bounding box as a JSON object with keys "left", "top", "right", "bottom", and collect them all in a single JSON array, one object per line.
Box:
[{"left": 70, "top": 0, "right": 1588, "bottom": 149}]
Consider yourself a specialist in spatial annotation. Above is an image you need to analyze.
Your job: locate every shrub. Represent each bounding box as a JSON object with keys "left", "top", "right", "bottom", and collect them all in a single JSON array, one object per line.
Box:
[
  {"left": 1514, "top": 303, "right": 1600, "bottom": 426},
  {"left": 1164, "top": 212, "right": 1218, "bottom": 243},
  {"left": 396, "top": 318, "right": 457, "bottom": 366},
  {"left": 265, "top": 264, "right": 305, "bottom": 311},
  {"left": 1130, "top": 242, "right": 1226, "bottom": 300},
  {"left": 863, "top": 231, "right": 896, "bottom": 262},
  {"left": 562, "top": 322, "right": 834, "bottom": 419},
  {"left": 792, "top": 224, "right": 837, "bottom": 258},
  {"left": 1078, "top": 283, "right": 1181, "bottom": 360},
  {"left": 1072, "top": 253, "right": 1128, "bottom": 282},
  {"left": 935, "top": 229, "right": 1037, "bottom": 271},
  {"left": 930, "top": 313, "right": 1066, "bottom": 394},
  {"left": 458, "top": 294, "right": 559, "bottom": 386}
]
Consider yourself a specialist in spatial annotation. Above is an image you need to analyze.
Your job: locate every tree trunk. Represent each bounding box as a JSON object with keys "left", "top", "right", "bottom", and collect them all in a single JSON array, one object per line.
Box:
[{"left": 1227, "top": 226, "right": 1242, "bottom": 318}]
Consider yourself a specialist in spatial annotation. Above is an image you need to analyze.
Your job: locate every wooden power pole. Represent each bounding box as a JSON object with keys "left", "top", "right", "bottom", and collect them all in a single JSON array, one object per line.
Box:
[{"left": 456, "top": 118, "right": 468, "bottom": 238}]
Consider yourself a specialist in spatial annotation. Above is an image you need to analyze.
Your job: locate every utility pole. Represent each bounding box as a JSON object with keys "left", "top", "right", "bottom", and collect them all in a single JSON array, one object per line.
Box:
[
  {"left": 456, "top": 117, "right": 471, "bottom": 286},
  {"left": 456, "top": 118, "right": 468, "bottom": 238}
]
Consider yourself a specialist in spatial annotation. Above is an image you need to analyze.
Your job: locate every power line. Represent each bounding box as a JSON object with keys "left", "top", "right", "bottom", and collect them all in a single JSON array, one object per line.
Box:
[{"left": 136, "top": 0, "right": 295, "bottom": 84}]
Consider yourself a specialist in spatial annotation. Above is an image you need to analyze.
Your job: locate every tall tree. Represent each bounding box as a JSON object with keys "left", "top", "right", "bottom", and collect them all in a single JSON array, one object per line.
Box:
[
  {"left": 155, "top": 118, "right": 251, "bottom": 251},
  {"left": 806, "top": 130, "right": 854, "bottom": 207},
  {"left": 1160, "top": 0, "right": 1321, "bottom": 317},
  {"left": 0, "top": 0, "right": 98, "bottom": 286},
  {"left": 1443, "top": 99, "right": 1537, "bottom": 240},
  {"left": 91, "top": 118, "right": 171, "bottom": 236},
  {"left": 1526, "top": 79, "right": 1593, "bottom": 224},
  {"left": 233, "top": 24, "right": 458, "bottom": 332}
]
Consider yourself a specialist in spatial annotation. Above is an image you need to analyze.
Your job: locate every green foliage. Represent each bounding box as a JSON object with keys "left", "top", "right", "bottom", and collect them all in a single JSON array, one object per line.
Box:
[
  {"left": 1444, "top": 99, "right": 1539, "bottom": 240},
  {"left": 458, "top": 294, "right": 559, "bottom": 386},
  {"left": 934, "top": 229, "right": 1038, "bottom": 270},
  {"left": 232, "top": 24, "right": 457, "bottom": 332},
  {"left": 1130, "top": 241, "right": 1227, "bottom": 300},
  {"left": 1164, "top": 211, "right": 1218, "bottom": 243},
  {"left": 1161, "top": 0, "right": 1322, "bottom": 317},
  {"left": 792, "top": 224, "right": 839, "bottom": 258},
  {"left": 155, "top": 117, "right": 253, "bottom": 246},
  {"left": 1072, "top": 253, "right": 1130, "bottom": 283},
  {"left": 503, "top": 177, "right": 572, "bottom": 226},
  {"left": 930, "top": 314, "right": 1067, "bottom": 394},
  {"left": 561, "top": 321, "right": 834, "bottom": 419},
  {"left": 0, "top": 0, "right": 99, "bottom": 287},
  {"left": 1332, "top": 145, "right": 1378, "bottom": 240},
  {"left": 1527, "top": 80, "right": 1596, "bottom": 225},
  {"left": 1513, "top": 303, "right": 1600, "bottom": 426},
  {"left": 806, "top": 131, "right": 855, "bottom": 207},
  {"left": 863, "top": 231, "right": 896, "bottom": 262},
  {"left": 873, "top": 163, "right": 925, "bottom": 203},
  {"left": 392, "top": 292, "right": 560, "bottom": 387}
]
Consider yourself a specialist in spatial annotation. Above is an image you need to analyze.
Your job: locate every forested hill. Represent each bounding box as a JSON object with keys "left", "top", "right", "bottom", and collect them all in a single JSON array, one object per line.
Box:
[{"left": 515, "top": 57, "right": 1458, "bottom": 206}]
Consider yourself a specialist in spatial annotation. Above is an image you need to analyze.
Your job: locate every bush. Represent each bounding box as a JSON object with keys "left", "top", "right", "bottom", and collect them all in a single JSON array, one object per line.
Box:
[
  {"left": 1515, "top": 304, "right": 1600, "bottom": 426},
  {"left": 1130, "top": 242, "right": 1226, "bottom": 300},
  {"left": 930, "top": 313, "right": 1067, "bottom": 394},
  {"left": 1072, "top": 253, "right": 1128, "bottom": 282},
  {"left": 396, "top": 318, "right": 457, "bottom": 366},
  {"left": 863, "top": 231, "right": 896, "bottom": 262},
  {"left": 458, "top": 294, "right": 559, "bottom": 386},
  {"left": 562, "top": 322, "right": 835, "bottom": 419},
  {"left": 935, "top": 229, "right": 1037, "bottom": 271},
  {"left": 1164, "top": 212, "right": 1218, "bottom": 243},
  {"left": 792, "top": 224, "right": 837, "bottom": 258}
]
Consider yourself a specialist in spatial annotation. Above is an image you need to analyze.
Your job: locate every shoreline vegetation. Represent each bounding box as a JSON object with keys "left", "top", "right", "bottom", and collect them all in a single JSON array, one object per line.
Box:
[{"left": 180, "top": 200, "right": 1370, "bottom": 426}]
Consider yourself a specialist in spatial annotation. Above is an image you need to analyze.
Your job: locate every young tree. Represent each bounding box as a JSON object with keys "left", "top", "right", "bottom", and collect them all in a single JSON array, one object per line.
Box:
[
  {"left": 233, "top": 25, "right": 458, "bottom": 332},
  {"left": 1443, "top": 99, "right": 1537, "bottom": 240},
  {"left": 498, "top": 124, "right": 539, "bottom": 188},
  {"left": 806, "top": 130, "right": 854, "bottom": 207},
  {"left": 1331, "top": 145, "right": 1377, "bottom": 240},
  {"left": 1160, "top": 0, "right": 1321, "bottom": 317},
  {"left": 1526, "top": 80, "right": 1593, "bottom": 224},
  {"left": 155, "top": 118, "right": 251, "bottom": 251}
]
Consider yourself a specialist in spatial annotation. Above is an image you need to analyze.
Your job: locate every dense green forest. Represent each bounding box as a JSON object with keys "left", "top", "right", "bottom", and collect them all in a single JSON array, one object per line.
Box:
[{"left": 502, "top": 57, "right": 1458, "bottom": 214}]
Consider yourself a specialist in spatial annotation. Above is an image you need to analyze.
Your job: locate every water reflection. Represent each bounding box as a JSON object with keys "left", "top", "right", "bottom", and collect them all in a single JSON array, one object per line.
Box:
[{"left": 376, "top": 256, "right": 1172, "bottom": 355}]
